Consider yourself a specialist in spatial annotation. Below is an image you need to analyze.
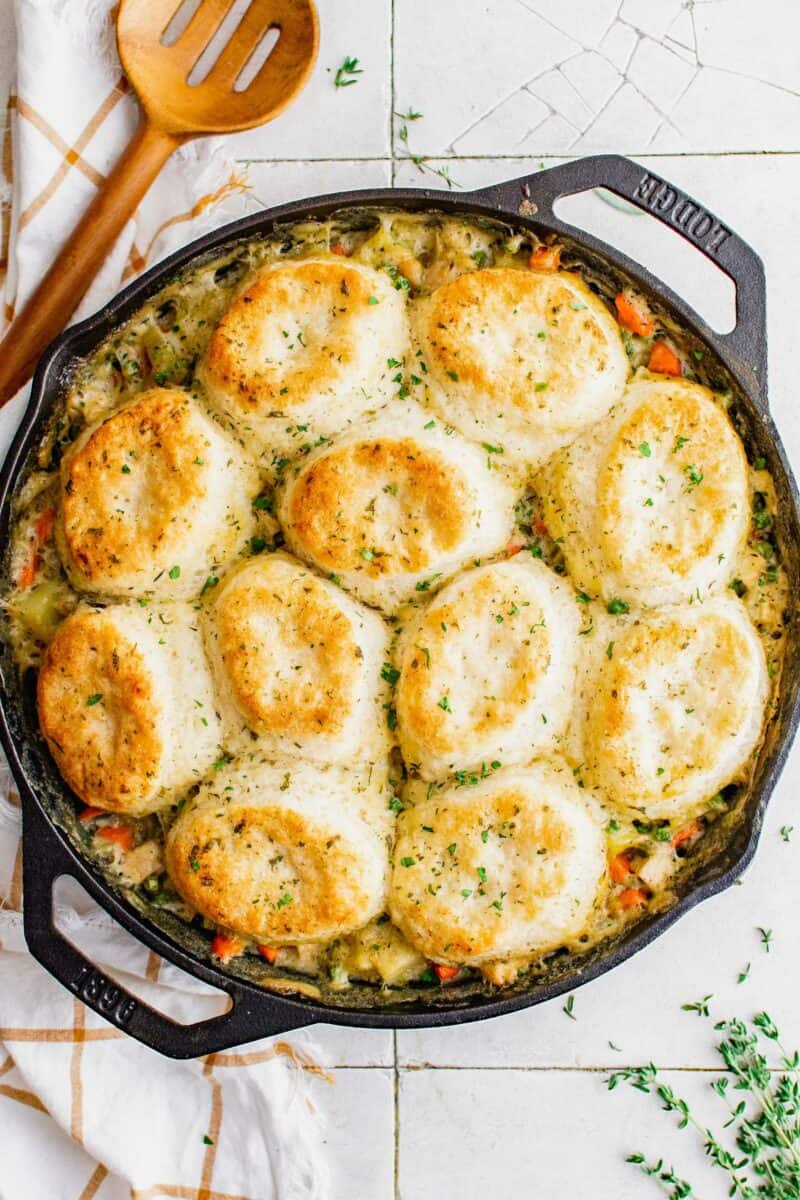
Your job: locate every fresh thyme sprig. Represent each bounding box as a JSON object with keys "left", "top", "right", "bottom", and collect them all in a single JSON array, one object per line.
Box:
[
  {"left": 626, "top": 1154, "right": 697, "bottom": 1200},
  {"left": 394, "top": 111, "right": 460, "bottom": 189},
  {"left": 608, "top": 1011, "right": 800, "bottom": 1199},
  {"left": 334, "top": 56, "right": 363, "bottom": 88}
]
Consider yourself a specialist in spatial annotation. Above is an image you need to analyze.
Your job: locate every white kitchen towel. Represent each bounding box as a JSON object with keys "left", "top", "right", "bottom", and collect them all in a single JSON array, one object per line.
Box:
[{"left": 0, "top": 2, "right": 331, "bottom": 1198}]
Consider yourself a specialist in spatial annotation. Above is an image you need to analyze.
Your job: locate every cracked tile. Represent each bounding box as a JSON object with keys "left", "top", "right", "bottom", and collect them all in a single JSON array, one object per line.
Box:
[
  {"left": 528, "top": 68, "right": 594, "bottom": 132},
  {"left": 657, "top": 66, "right": 800, "bottom": 151},
  {"left": 520, "top": 111, "right": 581, "bottom": 153},
  {"left": 571, "top": 81, "right": 663, "bottom": 151},
  {"left": 393, "top": 0, "right": 576, "bottom": 155},
  {"left": 619, "top": 0, "right": 686, "bottom": 42},
  {"left": 665, "top": 5, "right": 696, "bottom": 53},
  {"left": 453, "top": 89, "right": 550, "bottom": 156},
  {"left": 561, "top": 51, "right": 622, "bottom": 113},
  {"left": 599, "top": 19, "right": 640, "bottom": 72},
  {"left": 627, "top": 35, "right": 697, "bottom": 113},
  {"left": 520, "top": 0, "right": 620, "bottom": 47},
  {"left": 693, "top": 0, "right": 799, "bottom": 93}
]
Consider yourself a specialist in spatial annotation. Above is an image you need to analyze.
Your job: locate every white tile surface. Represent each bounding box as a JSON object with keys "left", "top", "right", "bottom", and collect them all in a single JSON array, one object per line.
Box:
[
  {"left": 3, "top": 1, "right": 800, "bottom": 1196},
  {"left": 244, "top": 158, "right": 391, "bottom": 208},
  {"left": 398, "top": 1068, "right": 734, "bottom": 1200},
  {"left": 227, "top": 0, "right": 391, "bottom": 160},
  {"left": 310, "top": 1068, "right": 395, "bottom": 1199}
]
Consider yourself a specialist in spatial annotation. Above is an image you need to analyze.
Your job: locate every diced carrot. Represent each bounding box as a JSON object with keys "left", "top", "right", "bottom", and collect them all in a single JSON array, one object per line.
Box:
[
  {"left": 211, "top": 932, "right": 245, "bottom": 963},
  {"left": 614, "top": 292, "right": 654, "bottom": 338},
  {"left": 330, "top": 242, "right": 349, "bottom": 256},
  {"left": 78, "top": 806, "right": 106, "bottom": 823},
  {"left": 17, "top": 552, "right": 40, "bottom": 589},
  {"left": 671, "top": 819, "right": 702, "bottom": 851},
  {"left": 505, "top": 535, "right": 527, "bottom": 557},
  {"left": 257, "top": 945, "right": 279, "bottom": 964},
  {"left": 97, "top": 825, "right": 135, "bottom": 852},
  {"left": 619, "top": 887, "right": 648, "bottom": 910},
  {"left": 647, "top": 341, "right": 682, "bottom": 376},
  {"left": 533, "top": 517, "right": 548, "bottom": 537},
  {"left": 529, "top": 245, "right": 561, "bottom": 272},
  {"left": 609, "top": 852, "right": 633, "bottom": 885},
  {"left": 34, "top": 507, "right": 55, "bottom": 544},
  {"left": 433, "top": 963, "right": 459, "bottom": 982}
]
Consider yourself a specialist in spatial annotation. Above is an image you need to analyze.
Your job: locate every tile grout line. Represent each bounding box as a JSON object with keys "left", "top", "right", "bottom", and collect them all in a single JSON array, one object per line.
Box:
[
  {"left": 393, "top": 1030, "right": 400, "bottom": 1200},
  {"left": 328, "top": 1063, "right": 742, "bottom": 1074},
  {"left": 238, "top": 149, "right": 800, "bottom": 166},
  {"left": 389, "top": 0, "right": 396, "bottom": 185}
]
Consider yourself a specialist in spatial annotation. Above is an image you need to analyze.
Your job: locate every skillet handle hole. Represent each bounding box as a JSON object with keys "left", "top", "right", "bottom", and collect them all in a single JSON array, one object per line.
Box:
[{"left": 554, "top": 188, "right": 736, "bottom": 335}]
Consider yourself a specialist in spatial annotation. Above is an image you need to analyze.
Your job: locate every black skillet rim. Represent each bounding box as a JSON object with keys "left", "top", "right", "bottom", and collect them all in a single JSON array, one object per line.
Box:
[{"left": 1, "top": 154, "right": 799, "bottom": 1058}]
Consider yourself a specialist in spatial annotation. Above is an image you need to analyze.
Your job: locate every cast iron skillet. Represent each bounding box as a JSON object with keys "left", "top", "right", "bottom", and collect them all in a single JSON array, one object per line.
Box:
[{"left": 1, "top": 154, "right": 799, "bottom": 1059}]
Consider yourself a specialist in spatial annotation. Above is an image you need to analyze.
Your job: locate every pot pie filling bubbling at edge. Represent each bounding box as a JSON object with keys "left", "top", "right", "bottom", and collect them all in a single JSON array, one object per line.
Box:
[{"left": 2, "top": 209, "right": 788, "bottom": 1002}]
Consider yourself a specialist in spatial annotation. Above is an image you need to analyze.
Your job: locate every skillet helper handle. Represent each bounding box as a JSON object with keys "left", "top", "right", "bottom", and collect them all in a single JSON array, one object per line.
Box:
[
  {"left": 22, "top": 799, "right": 309, "bottom": 1059},
  {"left": 0, "top": 121, "right": 180, "bottom": 411},
  {"left": 474, "top": 154, "right": 767, "bottom": 403}
]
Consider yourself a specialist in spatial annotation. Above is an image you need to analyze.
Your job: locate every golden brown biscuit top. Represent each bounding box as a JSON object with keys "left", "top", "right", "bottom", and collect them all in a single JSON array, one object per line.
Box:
[
  {"left": 597, "top": 381, "right": 748, "bottom": 583},
  {"left": 202, "top": 259, "right": 400, "bottom": 414},
  {"left": 37, "top": 608, "right": 162, "bottom": 811},
  {"left": 398, "top": 569, "right": 551, "bottom": 759},
  {"left": 60, "top": 388, "right": 210, "bottom": 584},
  {"left": 419, "top": 267, "right": 626, "bottom": 431},
  {"left": 212, "top": 557, "right": 361, "bottom": 738},
  {"left": 167, "top": 797, "right": 383, "bottom": 942},
  {"left": 587, "top": 604, "right": 765, "bottom": 807},
  {"left": 285, "top": 437, "right": 471, "bottom": 576}
]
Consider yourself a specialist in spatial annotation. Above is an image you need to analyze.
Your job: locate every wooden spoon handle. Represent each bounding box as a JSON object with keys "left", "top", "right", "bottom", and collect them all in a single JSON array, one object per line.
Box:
[{"left": 0, "top": 121, "right": 180, "bottom": 409}]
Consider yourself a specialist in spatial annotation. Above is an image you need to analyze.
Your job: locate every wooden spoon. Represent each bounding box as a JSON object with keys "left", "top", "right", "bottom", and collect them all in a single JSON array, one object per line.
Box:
[{"left": 0, "top": 0, "right": 319, "bottom": 408}]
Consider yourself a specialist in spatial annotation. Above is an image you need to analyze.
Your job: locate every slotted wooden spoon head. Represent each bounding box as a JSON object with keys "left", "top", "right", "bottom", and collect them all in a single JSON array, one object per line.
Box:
[{"left": 117, "top": 0, "right": 319, "bottom": 136}]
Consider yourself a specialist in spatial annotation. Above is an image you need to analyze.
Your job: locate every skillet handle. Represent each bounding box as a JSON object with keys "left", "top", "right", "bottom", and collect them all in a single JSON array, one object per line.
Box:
[
  {"left": 22, "top": 800, "right": 310, "bottom": 1059},
  {"left": 472, "top": 154, "right": 767, "bottom": 404}
]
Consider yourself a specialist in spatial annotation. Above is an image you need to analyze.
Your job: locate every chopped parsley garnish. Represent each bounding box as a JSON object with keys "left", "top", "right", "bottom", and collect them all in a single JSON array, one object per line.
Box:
[
  {"left": 400, "top": 856, "right": 416, "bottom": 868},
  {"left": 168, "top": 564, "right": 181, "bottom": 580},
  {"left": 639, "top": 442, "right": 651, "bottom": 457},
  {"left": 607, "top": 598, "right": 629, "bottom": 615},
  {"left": 276, "top": 893, "right": 293, "bottom": 909},
  {"left": 437, "top": 696, "right": 452, "bottom": 712},
  {"left": 381, "top": 663, "right": 400, "bottom": 686},
  {"left": 200, "top": 575, "right": 219, "bottom": 595},
  {"left": 86, "top": 693, "right": 102, "bottom": 706}
]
